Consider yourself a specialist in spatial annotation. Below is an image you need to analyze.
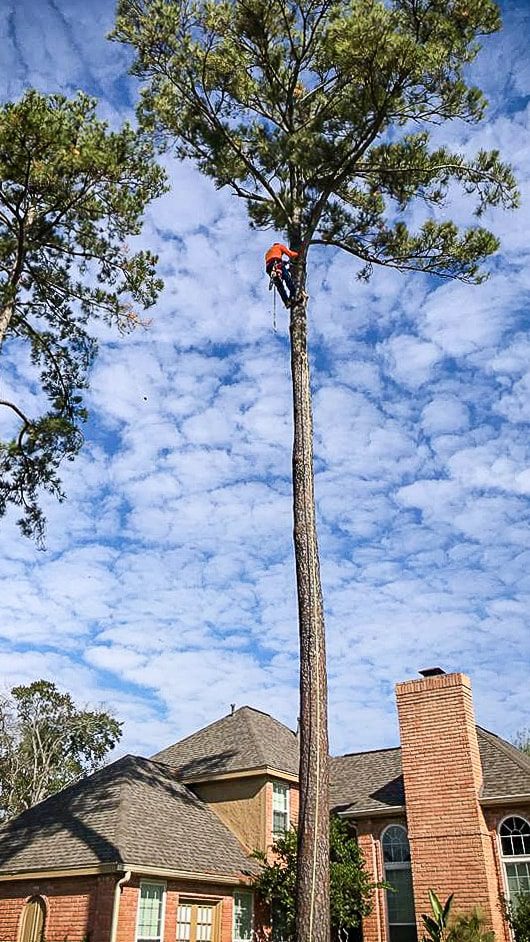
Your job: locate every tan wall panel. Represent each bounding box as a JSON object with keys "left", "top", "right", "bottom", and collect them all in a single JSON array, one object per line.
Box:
[{"left": 192, "top": 777, "right": 268, "bottom": 853}]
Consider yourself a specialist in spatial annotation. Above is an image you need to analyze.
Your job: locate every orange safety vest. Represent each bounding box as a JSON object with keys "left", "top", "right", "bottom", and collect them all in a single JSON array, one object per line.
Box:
[{"left": 265, "top": 243, "right": 299, "bottom": 266}]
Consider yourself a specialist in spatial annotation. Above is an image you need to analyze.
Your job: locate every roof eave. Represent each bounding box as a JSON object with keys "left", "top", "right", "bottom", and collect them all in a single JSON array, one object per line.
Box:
[
  {"left": 480, "top": 793, "right": 530, "bottom": 807},
  {"left": 123, "top": 863, "right": 257, "bottom": 884},
  {"left": 181, "top": 765, "right": 298, "bottom": 784},
  {"left": 0, "top": 861, "right": 257, "bottom": 885},
  {"left": 0, "top": 862, "right": 124, "bottom": 882},
  {"left": 336, "top": 804, "right": 406, "bottom": 819}
]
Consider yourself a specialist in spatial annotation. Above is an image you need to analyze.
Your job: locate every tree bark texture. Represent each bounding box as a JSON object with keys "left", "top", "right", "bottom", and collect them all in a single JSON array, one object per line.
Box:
[
  {"left": 0, "top": 302, "right": 15, "bottom": 351},
  {"left": 290, "top": 260, "right": 330, "bottom": 942}
]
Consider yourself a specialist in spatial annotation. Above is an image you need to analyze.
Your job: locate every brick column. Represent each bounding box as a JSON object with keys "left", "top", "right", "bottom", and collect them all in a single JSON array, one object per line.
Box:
[
  {"left": 395, "top": 673, "right": 507, "bottom": 940},
  {"left": 357, "top": 821, "right": 387, "bottom": 942}
]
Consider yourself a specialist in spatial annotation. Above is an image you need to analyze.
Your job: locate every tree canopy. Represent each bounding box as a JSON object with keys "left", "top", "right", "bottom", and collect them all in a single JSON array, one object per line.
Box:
[
  {"left": 113, "top": 0, "right": 518, "bottom": 273},
  {"left": 0, "top": 90, "right": 167, "bottom": 545},
  {"left": 0, "top": 679, "right": 122, "bottom": 821}
]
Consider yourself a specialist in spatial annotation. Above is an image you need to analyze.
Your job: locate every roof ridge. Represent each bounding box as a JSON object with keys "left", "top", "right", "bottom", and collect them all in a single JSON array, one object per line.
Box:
[
  {"left": 115, "top": 755, "right": 144, "bottom": 861},
  {"left": 243, "top": 707, "right": 270, "bottom": 767},
  {"left": 477, "top": 726, "right": 530, "bottom": 777}
]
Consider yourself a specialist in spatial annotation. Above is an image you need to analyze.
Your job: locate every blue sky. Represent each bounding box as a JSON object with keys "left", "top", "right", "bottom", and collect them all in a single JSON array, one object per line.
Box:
[{"left": 0, "top": 0, "right": 529, "bottom": 759}]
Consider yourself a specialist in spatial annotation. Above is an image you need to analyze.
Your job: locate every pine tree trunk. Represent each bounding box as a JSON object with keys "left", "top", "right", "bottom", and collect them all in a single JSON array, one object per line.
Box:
[
  {"left": 0, "top": 302, "right": 15, "bottom": 351},
  {"left": 289, "top": 259, "right": 330, "bottom": 942}
]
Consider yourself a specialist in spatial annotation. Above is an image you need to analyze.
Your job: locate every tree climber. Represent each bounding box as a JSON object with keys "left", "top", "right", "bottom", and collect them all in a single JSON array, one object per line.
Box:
[{"left": 265, "top": 242, "right": 298, "bottom": 307}]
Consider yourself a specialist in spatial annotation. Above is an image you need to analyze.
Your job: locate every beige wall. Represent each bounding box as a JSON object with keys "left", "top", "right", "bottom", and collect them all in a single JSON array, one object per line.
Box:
[{"left": 192, "top": 776, "right": 268, "bottom": 853}]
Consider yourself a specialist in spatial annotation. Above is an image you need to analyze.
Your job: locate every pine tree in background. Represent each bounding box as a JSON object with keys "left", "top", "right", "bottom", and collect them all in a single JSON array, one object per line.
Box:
[
  {"left": 111, "top": 2, "right": 519, "bottom": 939},
  {"left": 0, "top": 91, "right": 167, "bottom": 545}
]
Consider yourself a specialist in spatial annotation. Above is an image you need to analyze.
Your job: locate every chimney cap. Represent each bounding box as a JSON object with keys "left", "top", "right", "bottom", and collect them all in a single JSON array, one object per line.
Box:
[{"left": 418, "top": 667, "right": 446, "bottom": 677}]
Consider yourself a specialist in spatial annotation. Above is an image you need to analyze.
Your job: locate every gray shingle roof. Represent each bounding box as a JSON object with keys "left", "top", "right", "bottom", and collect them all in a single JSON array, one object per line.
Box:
[
  {"left": 0, "top": 755, "right": 258, "bottom": 878},
  {"left": 330, "top": 727, "right": 530, "bottom": 815},
  {"left": 152, "top": 706, "right": 299, "bottom": 778},
  {"left": 331, "top": 748, "right": 404, "bottom": 814},
  {"left": 478, "top": 727, "right": 530, "bottom": 799}
]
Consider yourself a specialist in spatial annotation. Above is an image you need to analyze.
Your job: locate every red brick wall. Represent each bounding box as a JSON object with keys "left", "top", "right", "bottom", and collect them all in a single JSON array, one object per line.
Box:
[
  {"left": 395, "top": 673, "right": 509, "bottom": 941},
  {"left": 0, "top": 874, "right": 115, "bottom": 942},
  {"left": 0, "top": 873, "right": 257, "bottom": 942},
  {"left": 357, "top": 817, "right": 395, "bottom": 942},
  {"left": 116, "top": 875, "right": 246, "bottom": 942}
]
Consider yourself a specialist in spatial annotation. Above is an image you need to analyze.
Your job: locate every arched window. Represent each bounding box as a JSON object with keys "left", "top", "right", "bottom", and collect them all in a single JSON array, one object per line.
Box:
[
  {"left": 500, "top": 816, "right": 530, "bottom": 900},
  {"left": 19, "top": 896, "right": 46, "bottom": 942},
  {"left": 382, "top": 825, "right": 417, "bottom": 942}
]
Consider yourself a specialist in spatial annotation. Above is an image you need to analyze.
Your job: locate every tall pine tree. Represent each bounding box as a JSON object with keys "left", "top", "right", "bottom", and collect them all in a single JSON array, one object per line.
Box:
[
  {"left": 112, "top": 2, "right": 518, "bottom": 939},
  {"left": 0, "top": 91, "right": 166, "bottom": 544}
]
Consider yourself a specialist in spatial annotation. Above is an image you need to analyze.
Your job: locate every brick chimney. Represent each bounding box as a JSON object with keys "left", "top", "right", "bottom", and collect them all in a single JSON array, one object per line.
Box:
[{"left": 395, "top": 672, "right": 506, "bottom": 938}]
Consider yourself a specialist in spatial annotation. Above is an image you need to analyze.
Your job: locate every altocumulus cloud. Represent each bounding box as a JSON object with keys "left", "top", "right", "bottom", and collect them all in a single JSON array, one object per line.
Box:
[{"left": 0, "top": 0, "right": 529, "bottom": 756}]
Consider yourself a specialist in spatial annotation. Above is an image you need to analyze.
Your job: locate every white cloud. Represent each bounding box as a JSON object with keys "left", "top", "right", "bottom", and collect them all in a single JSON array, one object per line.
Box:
[{"left": 1, "top": 0, "right": 530, "bottom": 760}]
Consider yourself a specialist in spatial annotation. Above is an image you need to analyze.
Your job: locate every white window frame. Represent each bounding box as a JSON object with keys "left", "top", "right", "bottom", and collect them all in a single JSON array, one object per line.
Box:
[
  {"left": 498, "top": 815, "right": 530, "bottom": 902},
  {"left": 381, "top": 824, "right": 416, "bottom": 942},
  {"left": 136, "top": 880, "right": 166, "bottom": 942},
  {"left": 272, "top": 782, "right": 290, "bottom": 839},
  {"left": 233, "top": 890, "right": 253, "bottom": 942}
]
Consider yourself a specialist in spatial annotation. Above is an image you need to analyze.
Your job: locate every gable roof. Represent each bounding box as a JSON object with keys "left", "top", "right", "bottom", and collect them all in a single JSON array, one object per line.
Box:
[
  {"left": 152, "top": 706, "right": 299, "bottom": 779},
  {"left": 330, "top": 727, "right": 530, "bottom": 816},
  {"left": 0, "top": 754, "right": 258, "bottom": 879}
]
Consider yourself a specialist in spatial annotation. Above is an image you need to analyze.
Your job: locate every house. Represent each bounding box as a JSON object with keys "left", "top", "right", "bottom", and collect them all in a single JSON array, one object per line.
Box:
[{"left": 0, "top": 670, "right": 529, "bottom": 942}]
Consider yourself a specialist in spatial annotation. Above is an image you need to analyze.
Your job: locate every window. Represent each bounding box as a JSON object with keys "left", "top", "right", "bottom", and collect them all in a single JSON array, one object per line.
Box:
[
  {"left": 272, "top": 782, "right": 289, "bottom": 838},
  {"left": 382, "top": 825, "right": 417, "bottom": 942},
  {"left": 500, "top": 816, "right": 530, "bottom": 901},
  {"left": 233, "top": 892, "right": 253, "bottom": 942},
  {"left": 177, "top": 899, "right": 220, "bottom": 942},
  {"left": 136, "top": 882, "right": 165, "bottom": 942},
  {"left": 19, "top": 896, "right": 46, "bottom": 942}
]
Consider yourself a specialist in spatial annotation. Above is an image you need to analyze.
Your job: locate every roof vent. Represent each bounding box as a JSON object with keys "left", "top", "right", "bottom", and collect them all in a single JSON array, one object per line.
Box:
[
  {"left": 230, "top": 703, "right": 236, "bottom": 715},
  {"left": 418, "top": 667, "right": 446, "bottom": 677}
]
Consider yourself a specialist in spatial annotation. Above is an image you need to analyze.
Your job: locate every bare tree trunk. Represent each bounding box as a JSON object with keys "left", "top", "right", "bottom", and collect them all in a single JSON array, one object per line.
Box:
[{"left": 290, "top": 255, "right": 330, "bottom": 942}]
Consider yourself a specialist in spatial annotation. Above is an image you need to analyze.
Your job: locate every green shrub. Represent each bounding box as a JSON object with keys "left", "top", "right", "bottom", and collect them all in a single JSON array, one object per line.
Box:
[
  {"left": 421, "top": 891, "right": 495, "bottom": 942},
  {"left": 449, "top": 910, "right": 495, "bottom": 942},
  {"left": 506, "top": 894, "right": 530, "bottom": 942}
]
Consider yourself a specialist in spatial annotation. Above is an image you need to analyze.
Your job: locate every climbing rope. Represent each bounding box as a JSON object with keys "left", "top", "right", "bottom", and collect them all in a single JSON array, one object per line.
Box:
[{"left": 269, "top": 272, "right": 277, "bottom": 332}]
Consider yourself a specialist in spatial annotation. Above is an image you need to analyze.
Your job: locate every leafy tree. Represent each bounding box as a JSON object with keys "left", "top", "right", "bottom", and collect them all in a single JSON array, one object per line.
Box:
[
  {"left": 0, "top": 90, "right": 167, "bottom": 545},
  {"left": 111, "top": 1, "right": 519, "bottom": 940},
  {"left": 0, "top": 679, "right": 122, "bottom": 821},
  {"left": 253, "top": 819, "right": 375, "bottom": 941}
]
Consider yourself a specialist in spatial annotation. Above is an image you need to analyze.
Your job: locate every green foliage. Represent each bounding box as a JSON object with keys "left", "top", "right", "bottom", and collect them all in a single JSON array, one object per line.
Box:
[
  {"left": 252, "top": 818, "right": 376, "bottom": 940},
  {"left": 0, "top": 90, "right": 167, "bottom": 545},
  {"left": 449, "top": 910, "right": 494, "bottom": 942},
  {"left": 422, "top": 891, "right": 454, "bottom": 942},
  {"left": 0, "top": 679, "right": 122, "bottom": 821},
  {"left": 421, "top": 892, "right": 494, "bottom": 942},
  {"left": 506, "top": 894, "right": 530, "bottom": 942},
  {"left": 113, "top": 0, "right": 518, "bottom": 269}
]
